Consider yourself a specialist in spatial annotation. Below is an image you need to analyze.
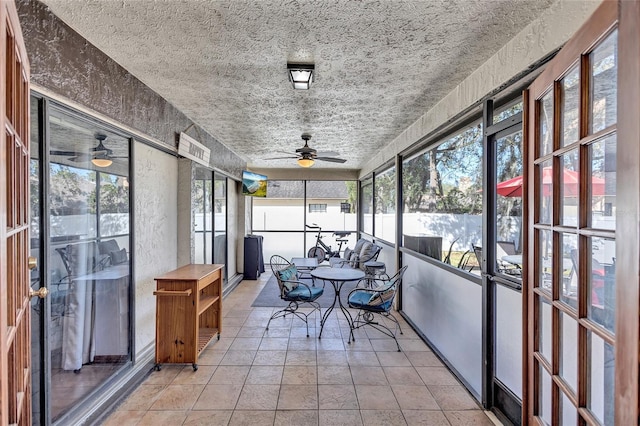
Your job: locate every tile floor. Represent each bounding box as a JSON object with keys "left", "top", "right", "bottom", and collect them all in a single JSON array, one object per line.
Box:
[{"left": 103, "top": 273, "right": 500, "bottom": 425}]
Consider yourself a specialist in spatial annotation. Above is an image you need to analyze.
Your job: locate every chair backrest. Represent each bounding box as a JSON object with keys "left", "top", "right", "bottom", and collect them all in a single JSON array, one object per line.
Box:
[
  {"left": 497, "top": 240, "right": 517, "bottom": 256},
  {"left": 270, "top": 255, "right": 291, "bottom": 274},
  {"left": 367, "top": 265, "right": 408, "bottom": 310},
  {"left": 270, "top": 255, "right": 298, "bottom": 297},
  {"left": 472, "top": 245, "right": 482, "bottom": 270}
]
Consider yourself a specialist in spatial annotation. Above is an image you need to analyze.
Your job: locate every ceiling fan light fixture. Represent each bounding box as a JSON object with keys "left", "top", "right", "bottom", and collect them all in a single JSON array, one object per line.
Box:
[
  {"left": 92, "top": 157, "right": 113, "bottom": 168},
  {"left": 297, "top": 157, "right": 314, "bottom": 168},
  {"left": 287, "top": 63, "right": 314, "bottom": 90}
]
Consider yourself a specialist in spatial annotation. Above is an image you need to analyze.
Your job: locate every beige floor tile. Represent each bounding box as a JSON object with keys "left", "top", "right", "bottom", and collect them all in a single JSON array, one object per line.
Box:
[
  {"left": 318, "top": 384, "right": 359, "bottom": 410},
  {"left": 346, "top": 351, "right": 380, "bottom": 366},
  {"left": 392, "top": 385, "right": 440, "bottom": 410},
  {"left": 149, "top": 384, "right": 204, "bottom": 410},
  {"left": 229, "top": 337, "right": 262, "bottom": 351},
  {"left": 220, "top": 350, "right": 257, "bottom": 365},
  {"left": 101, "top": 410, "right": 146, "bottom": 426},
  {"left": 236, "top": 326, "right": 267, "bottom": 337},
  {"left": 404, "top": 351, "right": 444, "bottom": 367},
  {"left": 208, "top": 337, "right": 234, "bottom": 353},
  {"left": 317, "top": 338, "right": 345, "bottom": 351},
  {"left": 317, "top": 350, "right": 348, "bottom": 366},
  {"left": 274, "top": 409, "right": 319, "bottom": 426},
  {"left": 319, "top": 409, "right": 363, "bottom": 425},
  {"left": 350, "top": 366, "right": 389, "bottom": 386},
  {"left": 429, "top": 385, "right": 480, "bottom": 410},
  {"left": 355, "top": 385, "right": 400, "bottom": 410},
  {"left": 318, "top": 365, "right": 353, "bottom": 385},
  {"left": 360, "top": 410, "right": 407, "bottom": 426},
  {"left": 277, "top": 384, "right": 318, "bottom": 410},
  {"left": 259, "top": 337, "right": 289, "bottom": 351},
  {"left": 221, "top": 326, "right": 241, "bottom": 338},
  {"left": 183, "top": 410, "right": 233, "bottom": 425},
  {"left": 444, "top": 410, "right": 495, "bottom": 425},
  {"left": 171, "top": 365, "right": 216, "bottom": 385},
  {"left": 243, "top": 318, "right": 271, "bottom": 328},
  {"left": 196, "top": 350, "right": 226, "bottom": 366},
  {"left": 143, "top": 366, "right": 182, "bottom": 385},
  {"left": 383, "top": 366, "right": 425, "bottom": 385},
  {"left": 225, "top": 308, "right": 252, "bottom": 318},
  {"left": 247, "top": 308, "right": 273, "bottom": 320},
  {"left": 192, "top": 384, "right": 242, "bottom": 410},
  {"left": 377, "top": 351, "right": 412, "bottom": 367},
  {"left": 290, "top": 326, "right": 317, "bottom": 338},
  {"left": 317, "top": 326, "right": 343, "bottom": 339},
  {"left": 246, "top": 365, "right": 284, "bottom": 385},
  {"left": 415, "top": 367, "right": 461, "bottom": 386},
  {"left": 253, "top": 350, "right": 287, "bottom": 365},
  {"left": 209, "top": 365, "right": 250, "bottom": 385},
  {"left": 110, "top": 279, "right": 490, "bottom": 426},
  {"left": 344, "top": 337, "right": 374, "bottom": 352},
  {"left": 236, "top": 384, "right": 280, "bottom": 410},
  {"left": 285, "top": 350, "right": 317, "bottom": 366},
  {"left": 136, "top": 410, "right": 188, "bottom": 425},
  {"left": 403, "top": 409, "right": 452, "bottom": 426},
  {"left": 359, "top": 409, "right": 407, "bottom": 425},
  {"left": 370, "top": 338, "right": 403, "bottom": 352},
  {"left": 117, "top": 384, "right": 166, "bottom": 411},
  {"left": 366, "top": 323, "right": 402, "bottom": 340},
  {"left": 223, "top": 316, "right": 248, "bottom": 327},
  {"left": 263, "top": 327, "right": 292, "bottom": 338},
  {"left": 289, "top": 337, "right": 318, "bottom": 351},
  {"left": 229, "top": 410, "right": 276, "bottom": 426},
  {"left": 282, "top": 365, "right": 317, "bottom": 384}
]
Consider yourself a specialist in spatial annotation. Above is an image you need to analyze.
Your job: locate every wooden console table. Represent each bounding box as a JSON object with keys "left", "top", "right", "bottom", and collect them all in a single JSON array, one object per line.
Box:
[{"left": 153, "top": 264, "right": 223, "bottom": 371}]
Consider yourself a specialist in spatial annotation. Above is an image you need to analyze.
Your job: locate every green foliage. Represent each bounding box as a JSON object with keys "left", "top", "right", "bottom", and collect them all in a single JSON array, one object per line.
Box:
[{"left": 402, "top": 123, "right": 484, "bottom": 215}]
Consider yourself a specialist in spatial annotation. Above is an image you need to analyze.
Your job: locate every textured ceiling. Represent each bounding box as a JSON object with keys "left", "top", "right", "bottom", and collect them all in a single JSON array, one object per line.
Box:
[{"left": 40, "top": 0, "right": 554, "bottom": 169}]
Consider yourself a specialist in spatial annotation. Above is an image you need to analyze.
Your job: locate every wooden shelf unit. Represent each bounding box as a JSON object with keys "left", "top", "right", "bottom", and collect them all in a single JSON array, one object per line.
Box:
[{"left": 153, "top": 264, "right": 223, "bottom": 370}]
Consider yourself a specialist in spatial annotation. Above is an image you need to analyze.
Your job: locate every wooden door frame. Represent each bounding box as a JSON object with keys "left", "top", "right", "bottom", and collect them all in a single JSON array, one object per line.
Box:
[
  {"left": 614, "top": 1, "right": 640, "bottom": 424},
  {"left": 523, "top": 0, "right": 640, "bottom": 423},
  {"left": 1, "top": 1, "right": 31, "bottom": 424}
]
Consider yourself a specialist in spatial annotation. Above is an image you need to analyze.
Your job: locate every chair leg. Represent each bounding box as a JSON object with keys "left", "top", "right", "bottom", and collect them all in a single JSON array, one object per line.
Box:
[
  {"left": 350, "top": 310, "right": 402, "bottom": 351},
  {"left": 266, "top": 300, "right": 321, "bottom": 339}
]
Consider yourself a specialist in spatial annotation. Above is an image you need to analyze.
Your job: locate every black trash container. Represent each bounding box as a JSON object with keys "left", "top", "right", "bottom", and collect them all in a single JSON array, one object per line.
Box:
[{"left": 244, "top": 235, "right": 265, "bottom": 280}]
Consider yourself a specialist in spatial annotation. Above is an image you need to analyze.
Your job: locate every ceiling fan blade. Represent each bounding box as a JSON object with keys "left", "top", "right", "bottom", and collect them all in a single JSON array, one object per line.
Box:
[
  {"left": 316, "top": 156, "right": 347, "bottom": 163},
  {"left": 316, "top": 151, "right": 339, "bottom": 157},
  {"left": 264, "top": 156, "right": 299, "bottom": 160},
  {"left": 51, "top": 150, "right": 81, "bottom": 156}
]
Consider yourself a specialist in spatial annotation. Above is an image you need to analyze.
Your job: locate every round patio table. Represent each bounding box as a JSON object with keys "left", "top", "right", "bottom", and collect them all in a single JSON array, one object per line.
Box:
[{"left": 310, "top": 267, "right": 364, "bottom": 341}]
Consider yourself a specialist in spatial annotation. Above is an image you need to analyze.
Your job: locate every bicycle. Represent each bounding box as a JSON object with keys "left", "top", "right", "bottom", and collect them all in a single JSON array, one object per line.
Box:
[{"left": 306, "top": 224, "right": 351, "bottom": 263}]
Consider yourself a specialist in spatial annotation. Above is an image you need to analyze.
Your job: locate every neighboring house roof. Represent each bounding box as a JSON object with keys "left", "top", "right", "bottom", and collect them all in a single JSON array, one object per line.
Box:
[{"left": 267, "top": 180, "right": 350, "bottom": 199}]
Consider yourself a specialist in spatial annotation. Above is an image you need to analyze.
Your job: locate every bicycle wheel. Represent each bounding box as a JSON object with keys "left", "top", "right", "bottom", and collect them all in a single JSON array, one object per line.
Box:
[{"left": 307, "top": 246, "right": 326, "bottom": 263}]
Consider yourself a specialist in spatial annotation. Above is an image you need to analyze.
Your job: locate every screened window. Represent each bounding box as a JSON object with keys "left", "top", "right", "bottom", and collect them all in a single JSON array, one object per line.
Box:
[
  {"left": 361, "top": 176, "right": 373, "bottom": 235},
  {"left": 402, "top": 122, "right": 483, "bottom": 266},
  {"left": 374, "top": 166, "right": 396, "bottom": 244},
  {"left": 252, "top": 180, "right": 357, "bottom": 261}
]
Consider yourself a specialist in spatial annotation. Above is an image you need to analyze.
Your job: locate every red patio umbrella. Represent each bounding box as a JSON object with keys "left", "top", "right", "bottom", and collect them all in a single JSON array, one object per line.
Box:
[{"left": 497, "top": 167, "right": 606, "bottom": 197}]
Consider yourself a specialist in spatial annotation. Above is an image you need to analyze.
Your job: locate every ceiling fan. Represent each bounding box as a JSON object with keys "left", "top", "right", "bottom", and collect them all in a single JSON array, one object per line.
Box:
[
  {"left": 51, "top": 134, "right": 127, "bottom": 167},
  {"left": 266, "top": 133, "right": 346, "bottom": 167}
]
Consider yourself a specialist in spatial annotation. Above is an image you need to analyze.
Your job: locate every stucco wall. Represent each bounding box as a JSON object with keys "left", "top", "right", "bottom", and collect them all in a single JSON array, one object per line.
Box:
[
  {"left": 360, "top": 0, "right": 602, "bottom": 177},
  {"left": 132, "top": 142, "right": 178, "bottom": 357}
]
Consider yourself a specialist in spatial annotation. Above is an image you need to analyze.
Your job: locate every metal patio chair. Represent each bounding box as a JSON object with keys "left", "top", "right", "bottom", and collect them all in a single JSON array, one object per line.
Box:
[
  {"left": 266, "top": 255, "right": 324, "bottom": 337},
  {"left": 347, "top": 265, "right": 408, "bottom": 351}
]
